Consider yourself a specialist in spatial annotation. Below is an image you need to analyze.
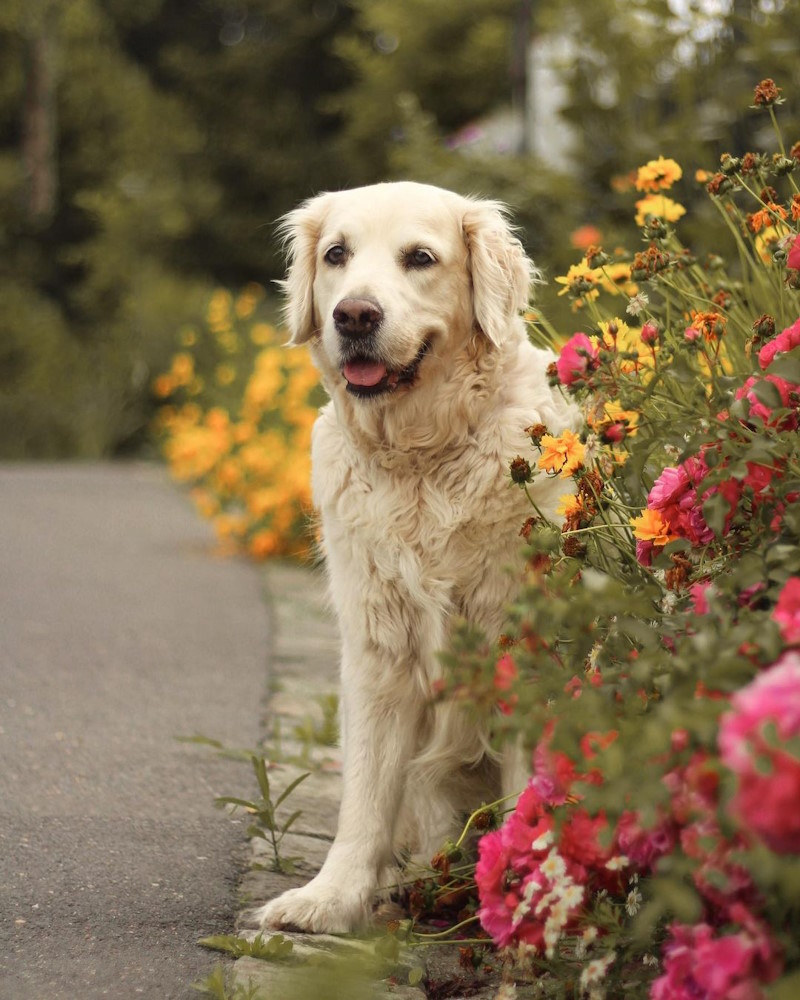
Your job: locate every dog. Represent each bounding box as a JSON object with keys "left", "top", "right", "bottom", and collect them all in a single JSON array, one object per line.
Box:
[{"left": 256, "top": 181, "right": 576, "bottom": 933}]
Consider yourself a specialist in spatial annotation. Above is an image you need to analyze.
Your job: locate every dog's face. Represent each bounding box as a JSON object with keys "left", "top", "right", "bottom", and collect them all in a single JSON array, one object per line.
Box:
[{"left": 280, "top": 181, "right": 533, "bottom": 402}]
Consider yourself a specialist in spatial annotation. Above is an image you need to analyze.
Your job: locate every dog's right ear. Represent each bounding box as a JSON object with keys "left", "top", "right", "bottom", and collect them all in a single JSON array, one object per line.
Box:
[{"left": 277, "top": 195, "right": 328, "bottom": 345}]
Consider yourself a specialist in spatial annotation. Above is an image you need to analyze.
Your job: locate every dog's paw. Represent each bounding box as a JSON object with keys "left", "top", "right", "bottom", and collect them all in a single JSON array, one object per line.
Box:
[{"left": 255, "top": 882, "right": 372, "bottom": 934}]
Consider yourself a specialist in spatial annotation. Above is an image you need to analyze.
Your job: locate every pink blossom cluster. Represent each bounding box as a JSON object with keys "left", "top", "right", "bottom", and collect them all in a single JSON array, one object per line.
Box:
[
  {"left": 651, "top": 906, "right": 782, "bottom": 1000},
  {"left": 718, "top": 650, "right": 800, "bottom": 854},
  {"left": 476, "top": 746, "right": 674, "bottom": 953}
]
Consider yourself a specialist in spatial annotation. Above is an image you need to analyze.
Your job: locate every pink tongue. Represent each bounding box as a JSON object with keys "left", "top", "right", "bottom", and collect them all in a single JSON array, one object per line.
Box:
[{"left": 343, "top": 360, "right": 388, "bottom": 386}]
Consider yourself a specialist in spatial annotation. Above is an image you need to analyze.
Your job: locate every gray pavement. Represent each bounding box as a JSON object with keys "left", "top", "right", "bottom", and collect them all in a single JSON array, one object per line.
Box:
[
  {"left": 0, "top": 462, "right": 501, "bottom": 1000},
  {"left": 0, "top": 463, "right": 271, "bottom": 1000}
]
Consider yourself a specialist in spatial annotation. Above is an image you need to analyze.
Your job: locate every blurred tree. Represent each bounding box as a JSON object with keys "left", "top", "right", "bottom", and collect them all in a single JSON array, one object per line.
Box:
[
  {"left": 115, "top": 0, "right": 355, "bottom": 280},
  {"left": 329, "top": 0, "right": 519, "bottom": 182}
]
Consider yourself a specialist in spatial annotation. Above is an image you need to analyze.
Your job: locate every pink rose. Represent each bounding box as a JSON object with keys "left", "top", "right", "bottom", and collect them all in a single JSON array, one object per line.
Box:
[
  {"left": 773, "top": 577, "right": 800, "bottom": 645},
  {"left": 718, "top": 652, "right": 800, "bottom": 853},
  {"left": 555, "top": 333, "right": 599, "bottom": 386},
  {"left": 758, "top": 316, "right": 800, "bottom": 369}
]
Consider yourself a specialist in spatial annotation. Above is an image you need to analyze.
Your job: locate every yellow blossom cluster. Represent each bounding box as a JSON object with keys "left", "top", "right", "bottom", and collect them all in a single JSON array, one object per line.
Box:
[{"left": 152, "top": 286, "right": 320, "bottom": 560}]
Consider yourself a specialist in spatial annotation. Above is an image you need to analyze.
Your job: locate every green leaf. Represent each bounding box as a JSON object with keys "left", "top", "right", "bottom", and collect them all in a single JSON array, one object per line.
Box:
[
  {"left": 252, "top": 755, "right": 271, "bottom": 801},
  {"left": 280, "top": 808, "right": 303, "bottom": 836},
  {"left": 765, "top": 346, "right": 800, "bottom": 384},
  {"left": 408, "top": 966, "right": 425, "bottom": 986},
  {"left": 215, "top": 796, "right": 258, "bottom": 812},
  {"left": 274, "top": 771, "right": 310, "bottom": 809}
]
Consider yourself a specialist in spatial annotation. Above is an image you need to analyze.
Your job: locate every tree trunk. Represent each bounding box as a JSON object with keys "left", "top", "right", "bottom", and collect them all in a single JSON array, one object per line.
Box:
[{"left": 22, "top": 3, "right": 59, "bottom": 226}]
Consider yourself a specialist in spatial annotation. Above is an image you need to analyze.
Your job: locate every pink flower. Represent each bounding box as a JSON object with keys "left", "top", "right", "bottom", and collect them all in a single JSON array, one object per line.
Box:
[
  {"left": 788, "top": 235, "right": 800, "bottom": 270},
  {"left": 648, "top": 465, "right": 690, "bottom": 510},
  {"left": 684, "top": 326, "right": 701, "bottom": 341},
  {"left": 690, "top": 581, "right": 712, "bottom": 614},
  {"left": 614, "top": 810, "right": 677, "bottom": 871},
  {"left": 718, "top": 652, "right": 800, "bottom": 853},
  {"left": 641, "top": 321, "right": 660, "bottom": 345},
  {"left": 556, "top": 333, "right": 599, "bottom": 386},
  {"left": 758, "top": 316, "right": 800, "bottom": 368},
  {"left": 650, "top": 913, "right": 782, "bottom": 1000},
  {"left": 735, "top": 374, "right": 798, "bottom": 428},
  {"left": 773, "top": 577, "right": 800, "bottom": 645}
]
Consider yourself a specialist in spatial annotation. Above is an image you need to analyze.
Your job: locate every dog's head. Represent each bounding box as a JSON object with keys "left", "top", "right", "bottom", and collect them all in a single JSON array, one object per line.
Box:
[{"left": 279, "top": 181, "right": 534, "bottom": 401}]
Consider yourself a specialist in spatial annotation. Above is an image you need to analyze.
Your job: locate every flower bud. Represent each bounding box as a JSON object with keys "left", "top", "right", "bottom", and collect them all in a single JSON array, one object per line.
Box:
[
  {"left": 640, "top": 322, "right": 660, "bottom": 345},
  {"left": 509, "top": 456, "right": 532, "bottom": 484}
]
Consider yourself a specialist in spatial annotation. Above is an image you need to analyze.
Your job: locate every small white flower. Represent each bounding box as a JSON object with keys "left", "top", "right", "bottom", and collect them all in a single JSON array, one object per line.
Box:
[
  {"left": 575, "top": 924, "right": 599, "bottom": 959},
  {"left": 494, "top": 984, "right": 517, "bottom": 1000},
  {"left": 579, "top": 951, "right": 616, "bottom": 989},
  {"left": 540, "top": 848, "right": 567, "bottom": 881},
  {"left": 643, "top": 953, "right": 659, "bottom": 967},
  {"left": 511, "top": 897, "right": 530, "bottom": 927},
  {"left": 626, "top": 292, "right": 650, "bottom": 316},
  {"left": 660, "top": 590, "right": 678, "bottom": 613},
  {"left": 559, "top": 882, "right": 585, "bottom": 909},
  {"left": 626, "top": 888, "right": 643, "bottom": 917},
  {"left": 605, "top": 855, "right": 629, "bottom": 871},
  {"left": 531, "top": 830, "right": 554, "bottom": 851},
  {"left": 544, "top": 917, "right": 562, "bottom": 958}
]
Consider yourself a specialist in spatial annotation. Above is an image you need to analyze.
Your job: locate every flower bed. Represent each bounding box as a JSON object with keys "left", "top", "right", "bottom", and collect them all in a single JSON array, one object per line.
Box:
[
  {"left": 422, "top": 80, "right": 800, "bottom": 998},
  {"left": 152, "top": 285, "right": 320, "bottom": 560}
]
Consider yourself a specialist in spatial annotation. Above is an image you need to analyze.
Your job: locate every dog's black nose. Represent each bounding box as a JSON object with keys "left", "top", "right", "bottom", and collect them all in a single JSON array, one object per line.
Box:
[{"left": 333, "top": 298, "right": 383, "bottom": 339}]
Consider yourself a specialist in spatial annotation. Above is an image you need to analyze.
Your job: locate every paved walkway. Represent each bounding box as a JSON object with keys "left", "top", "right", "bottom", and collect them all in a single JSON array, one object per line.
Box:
[
  {"left": 0, "top": 463, "right": 270, "bottom": 999},
  {"left": 0, "top": 462, "right": 499, "bottom": 1000}
]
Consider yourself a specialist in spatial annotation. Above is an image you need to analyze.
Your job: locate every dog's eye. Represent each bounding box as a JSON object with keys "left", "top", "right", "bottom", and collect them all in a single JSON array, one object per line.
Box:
[
  {"left": 324, "top": 244, "right": 348, "bottom": 266},
  {"left": 405, "top": 248, "right": 436, "bottom": 269}
]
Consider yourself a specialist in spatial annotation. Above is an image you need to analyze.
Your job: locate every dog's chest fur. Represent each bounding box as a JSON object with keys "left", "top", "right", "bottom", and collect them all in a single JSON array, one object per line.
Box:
[{"left": 310, "top": 403, "right": 534, "bottom": 670}]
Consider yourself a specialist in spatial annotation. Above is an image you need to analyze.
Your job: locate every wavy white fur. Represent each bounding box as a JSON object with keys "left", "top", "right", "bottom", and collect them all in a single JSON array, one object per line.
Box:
[{"left": 255, "top": 181, "right": 577, "bottom": 933}]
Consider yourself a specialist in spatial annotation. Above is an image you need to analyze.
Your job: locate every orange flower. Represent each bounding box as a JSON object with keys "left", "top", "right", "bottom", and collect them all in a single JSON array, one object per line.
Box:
[
  {"left": 690, "top": 310, "right": 727, "bottom": 342},
  {"left": 538, "top": 430, "right": 586, "bottom": 478},
  {"left": 630, "top": 509, "right": 677, "bottom": 546},
  {"left": 747, "top": 203, "right": 788, "bottom": 233},
  {"left": 635, "top": 156, "right": 683, "bottom": 193}
]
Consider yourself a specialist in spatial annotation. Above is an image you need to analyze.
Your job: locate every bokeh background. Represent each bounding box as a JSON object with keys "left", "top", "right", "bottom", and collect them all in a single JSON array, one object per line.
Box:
[{"left": 2, "top": 0, "right": 798, "bottom": 459}]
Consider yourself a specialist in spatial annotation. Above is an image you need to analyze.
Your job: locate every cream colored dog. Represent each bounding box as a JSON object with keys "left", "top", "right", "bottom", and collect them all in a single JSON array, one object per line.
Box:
[{"left": 256, "top": 181, "right": 575, "bottom": 934}]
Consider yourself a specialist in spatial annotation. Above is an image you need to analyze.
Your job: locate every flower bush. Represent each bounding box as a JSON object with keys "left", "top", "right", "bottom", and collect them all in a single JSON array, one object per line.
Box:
[
  {"left": 422, "top": 81, "right": 800, "bottom": 998},
  {"left": 152, "top": 285, "right": 321, "bottom": 559}
]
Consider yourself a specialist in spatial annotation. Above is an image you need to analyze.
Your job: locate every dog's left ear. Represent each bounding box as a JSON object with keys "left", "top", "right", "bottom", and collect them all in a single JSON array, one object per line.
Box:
[
  {"left": 277, "top": 195, "right": 329, "bottom": 345},
  {"left": 463, "top": 199, "right": 535, "bottom": 347}
]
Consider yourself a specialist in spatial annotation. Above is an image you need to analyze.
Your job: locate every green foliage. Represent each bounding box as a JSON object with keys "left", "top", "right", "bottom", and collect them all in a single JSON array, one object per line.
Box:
[
  {"left": 216, "top": 754, "right": 310, "bottom": 875},
  {"left": 198, "top": 932, "right": 294, "bottom": 961},
  {"left": 192, "top": 964, "right": 268, "bottom": 1000}
]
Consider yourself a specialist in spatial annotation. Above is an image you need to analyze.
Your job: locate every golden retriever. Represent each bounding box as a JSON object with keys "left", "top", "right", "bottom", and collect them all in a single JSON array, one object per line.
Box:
[{"left": 256, "top": 181, "right": 576, "bottom": 933}]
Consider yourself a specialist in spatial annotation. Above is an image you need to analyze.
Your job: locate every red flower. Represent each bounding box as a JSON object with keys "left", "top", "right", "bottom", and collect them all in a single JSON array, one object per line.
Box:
[{"left": 773, "top": 577, "right": 800, "bottom": 645}]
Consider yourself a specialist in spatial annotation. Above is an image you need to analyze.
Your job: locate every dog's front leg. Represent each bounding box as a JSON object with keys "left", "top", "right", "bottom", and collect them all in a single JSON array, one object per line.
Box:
[{"left": 256, "top": 649, "right": 421, "bottom": 933}]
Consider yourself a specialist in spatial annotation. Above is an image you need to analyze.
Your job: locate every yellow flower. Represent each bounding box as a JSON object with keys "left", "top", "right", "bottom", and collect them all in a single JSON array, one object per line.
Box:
[
  {"left": 250, "top": 322, "right": 277, "bottom": 346},
  {"left": 215, "top": 364, "right": 236, "bottom": 386},
  {"left": 171, "top": 352, "right": 195, "bottom": 385},
  {"left": 538, "top": 430, "right": 586, "bottom": 478},
  {"left": 634, "top": 194, "right": 686, "bottom": 227},
  {"left": 635, "top": 156, "right": 683, "bottom": 192},
  {"left": 555, "top": 262, "right": 600, "bottom": 300},
  {"left": 179, "top": 326, "right": 197, "bottom": 347},
  {"left": 557, "top": 493, "right": 585, "bottom": 519},
  {"left": 630, "top": 509, "right": 676, "bottom": 545}
]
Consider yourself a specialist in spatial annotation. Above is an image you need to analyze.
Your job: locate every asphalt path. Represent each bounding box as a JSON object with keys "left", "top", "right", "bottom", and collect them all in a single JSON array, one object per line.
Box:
[{"left": 0, "top": 463, "right": 272, "bottom": 1000}]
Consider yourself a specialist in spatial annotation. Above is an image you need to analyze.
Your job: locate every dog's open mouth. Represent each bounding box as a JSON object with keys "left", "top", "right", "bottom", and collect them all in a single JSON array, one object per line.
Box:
[{"left": 342, "top": 341, "right": 430, "bottom": 398}]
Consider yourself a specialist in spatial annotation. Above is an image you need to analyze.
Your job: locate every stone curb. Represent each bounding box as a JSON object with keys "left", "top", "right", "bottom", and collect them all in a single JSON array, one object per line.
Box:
[{"left": 228, "top": 561, "right": 500, "bottom": 1000}]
